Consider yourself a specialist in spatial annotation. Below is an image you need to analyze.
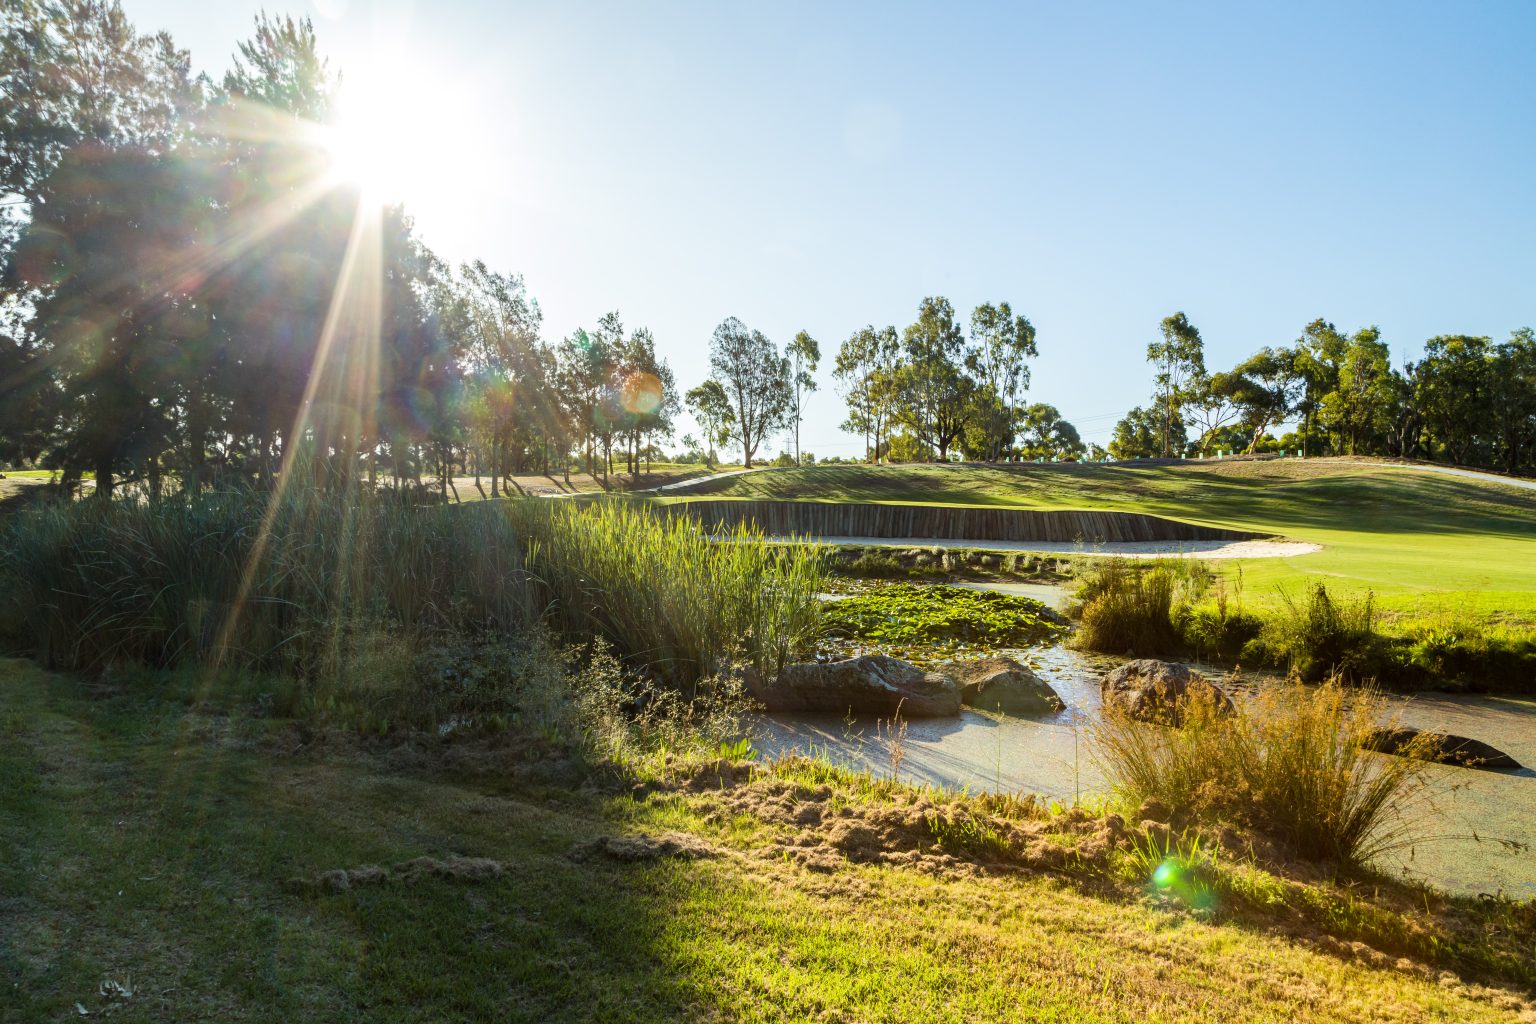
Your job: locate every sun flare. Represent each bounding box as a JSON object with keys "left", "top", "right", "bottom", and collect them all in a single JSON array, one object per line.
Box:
[{"left": 319, "top": 48, "right": 478, "bottom": 207}]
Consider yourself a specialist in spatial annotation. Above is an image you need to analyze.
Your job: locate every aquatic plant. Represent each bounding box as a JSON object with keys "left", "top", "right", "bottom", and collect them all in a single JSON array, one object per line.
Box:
[{"left": 820, "top": 582, "right": 1067, "bottom": 662}]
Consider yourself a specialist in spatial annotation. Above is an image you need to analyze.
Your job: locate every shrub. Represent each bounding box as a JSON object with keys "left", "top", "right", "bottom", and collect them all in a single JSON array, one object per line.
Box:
[
  {"left": 1073, "top": 560, "right": 1183, "bottom": 655},
  {"left": 1250, "top": 582, "right": 1384, "bottom": 682},
  {"left": 1092, "top": 677, "right": 1433, "bottom": 867}
]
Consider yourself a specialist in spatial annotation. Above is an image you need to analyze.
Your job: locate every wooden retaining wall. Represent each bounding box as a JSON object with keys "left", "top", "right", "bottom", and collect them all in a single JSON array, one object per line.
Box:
[{"left": 663, "top": 500, "right": 1260, "bottom": 544}]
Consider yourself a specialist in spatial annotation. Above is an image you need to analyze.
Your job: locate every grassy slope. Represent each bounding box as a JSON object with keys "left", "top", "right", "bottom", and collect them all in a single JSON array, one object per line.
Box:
[
  {"left": 667, "top": 459, "right": 1536, "bottom": 625},
  {"left": 2, "top": 660, "right": 1528, "bottom": 1024}
]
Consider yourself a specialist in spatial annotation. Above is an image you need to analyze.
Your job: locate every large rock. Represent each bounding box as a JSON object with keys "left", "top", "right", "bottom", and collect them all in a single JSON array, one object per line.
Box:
[
  {"left": 949, "top": 657, "right": 1064, "bottom": 715},
  {"left": 754, "top": 656, "right": 961, "bottom": 717},
  {"left": 1362, "top": 727, "right": 1522, "bottom": 772},
  {"left": 1100, "top": 659, "right": 1234, "bottom": 725}
]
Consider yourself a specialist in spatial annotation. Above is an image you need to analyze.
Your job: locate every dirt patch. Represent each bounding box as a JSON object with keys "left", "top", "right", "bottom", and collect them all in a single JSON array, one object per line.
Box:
[
  {"left": 297, "top": 855, "right": 505, "bottom": 893},
  {"left": 567, "top": 832, "right": 719, "bottom": 863}
]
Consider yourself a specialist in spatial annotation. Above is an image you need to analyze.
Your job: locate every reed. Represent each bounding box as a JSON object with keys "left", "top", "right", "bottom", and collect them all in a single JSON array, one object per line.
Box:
[
  {"left": 0, "top": 488, "right": 823, "bottom": 684},
  {"left": 1092, "top": 677, "right": 1433, "bottom": 867}
]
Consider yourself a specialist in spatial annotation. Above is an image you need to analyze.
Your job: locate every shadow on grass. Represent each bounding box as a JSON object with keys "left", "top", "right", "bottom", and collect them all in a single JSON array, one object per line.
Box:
[{"left": 0, "top": 660, "right": 713, "bottom": 1022}]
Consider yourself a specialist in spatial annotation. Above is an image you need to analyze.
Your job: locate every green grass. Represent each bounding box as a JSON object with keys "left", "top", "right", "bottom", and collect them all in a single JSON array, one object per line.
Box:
[
  {"left": 664, "top": 458, "right": 1536, "bottom": 627},
  {"left": 3, "top": 658, "right": 1532, "bottom": 1023}
]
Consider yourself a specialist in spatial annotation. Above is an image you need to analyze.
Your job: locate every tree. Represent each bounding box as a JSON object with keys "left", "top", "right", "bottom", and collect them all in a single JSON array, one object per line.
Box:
[
  {"left": 685, "top": 379, "right": 735, "bottom": 469},
  {"left": 1489, "top": 328, "right": 1536, "bottom": 474},
  {"left": 1146, "top": 312, "right": 1205, "bottom": 457},
  {"left": 1415, "top": 335, "right": 1492, "bottom": 466},
  {"left": 1320, "top": 327, "right": 1393, "bottom": 456},
  {"left": 1292, "top": 319, "right": 1347, "bottom": 456},
  {"left": 892, "top": 297, "right": 971, "bottom": 460},
  {"left": 785, "top": 330, "right": 819, "bottom": 466},
  {"left": 834, "top": 324, "right": 898, "bottom": 463},
  {"left": 12, "top": 144, "right": 218, "bottom": 497},
  {"left": 967, "top": 302, "right": 1038, "bottom": 460},
  {"left": 1014, "top": 404, "right": 1084, "bottom": 461},
  {"left": 1184, "top": 371, "right": 1241, "bottom": 456},
  {"left": 1110, "top": 406, "right": 1183, "bottom": 460},
  {"left": 708, "top": 317, "right": 790, "bottom": 469},
  {"left": 1225, "top": 347, "right": 1304, "bottom": 452}
]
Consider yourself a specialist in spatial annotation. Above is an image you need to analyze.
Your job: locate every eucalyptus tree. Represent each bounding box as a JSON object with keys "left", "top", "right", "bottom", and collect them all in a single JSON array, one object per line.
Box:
[
  {"left": 1292, "top": 319, "right": 1347, "bottom": 456},
  {"left": 967, "top": 302, "right": 1037, "bottom": 460},
  {"left": 1183, "top": 370, "right": 1242, "bottom": 456},
  {"left": 1225, "top": 346, "right": 1305, "bottom": 452},
  {"left": 708, "top": 317, "right": 791, "bottom": 469},
  {"left": 1320, "top": 327, "right": 1393, "bottom": 456},
  {"left": 785, "top": 329, "right": 820, "bottom": 465},
  {"left": 893, "top": 297, "right": 971, "bottom": 460},
  {"left": 1146, "top": 312, "right": 1206, "bottom": 457},
  {"left": 1415, "top": 335, "right": 1494, "bottom": 467},
  {"left": 685, "top": 379, "right": 735, "bottom": 468},
  {"left": 834, "top": 324, "right": 898, "bottom": 463},
  {"left": 1490, "top": 328, "right": 1536, "bottom": 474},
  {"left": 1109, "top": 405, "right": 1183, "bottom": 460},
  {"left": 1013, "top": 404, "right": 1084, "bottom": 460}
]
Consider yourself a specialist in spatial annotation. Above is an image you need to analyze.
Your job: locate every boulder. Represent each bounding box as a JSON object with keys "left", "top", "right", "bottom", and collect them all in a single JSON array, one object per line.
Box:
[
  {"left": 753, "top": 655, "right": 961, "bottom": 717},
  {"left": 948, "top": 657, "right": 1064, "bottom": 715},
  {"left": 1100, "top": 659, "right": 1234, "bottom": 725},
  {"left": 1362, "top": 727, "right": 1522, "bottom": 772}
]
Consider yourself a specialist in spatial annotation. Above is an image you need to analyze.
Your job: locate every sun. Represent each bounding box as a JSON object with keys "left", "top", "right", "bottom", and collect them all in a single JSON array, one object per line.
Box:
[{"left": 319, "top": 48, "right": 476, "bottom": 207}]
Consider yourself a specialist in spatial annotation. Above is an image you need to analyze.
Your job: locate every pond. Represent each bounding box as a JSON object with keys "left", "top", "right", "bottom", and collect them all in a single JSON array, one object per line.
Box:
[{"left": 756, "top": 584, "right": 1536, "bottom": 898}]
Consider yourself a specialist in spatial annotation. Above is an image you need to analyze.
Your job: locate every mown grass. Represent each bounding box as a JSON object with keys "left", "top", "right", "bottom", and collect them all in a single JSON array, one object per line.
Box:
[
  {"left": 3, "top": 658, "right": 1533, "bottom": 1023},
  {"left": 662, "top": 458, "right": 1536, "bottom": 627},
  {"left": 1069, "top": 558, "right": 1536, "bottom": 692}
]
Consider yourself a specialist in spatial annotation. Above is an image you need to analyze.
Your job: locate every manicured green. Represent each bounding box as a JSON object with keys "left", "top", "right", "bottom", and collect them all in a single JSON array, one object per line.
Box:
[{"left": 666, "top": 458, "right": 1536, "bottom": 626}]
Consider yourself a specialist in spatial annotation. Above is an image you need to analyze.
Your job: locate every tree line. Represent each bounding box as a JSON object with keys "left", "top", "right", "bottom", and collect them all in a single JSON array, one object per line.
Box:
[
  {"left": 1110, "top": 313, "right": 1536, "bottom": 474},
  {"left": 0, "top": 6, "right": 702, "bottom": 498}
]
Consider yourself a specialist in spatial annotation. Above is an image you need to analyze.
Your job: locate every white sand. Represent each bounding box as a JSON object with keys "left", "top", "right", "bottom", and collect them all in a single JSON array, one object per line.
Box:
[{"left": 769, "top": 535, "right": 1322, "bottom": 559}]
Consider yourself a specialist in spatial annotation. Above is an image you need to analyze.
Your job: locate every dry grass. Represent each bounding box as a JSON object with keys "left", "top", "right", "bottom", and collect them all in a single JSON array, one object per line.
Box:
[{"left": 1091, "top": 677, "right": 1434, "bottom": 866}]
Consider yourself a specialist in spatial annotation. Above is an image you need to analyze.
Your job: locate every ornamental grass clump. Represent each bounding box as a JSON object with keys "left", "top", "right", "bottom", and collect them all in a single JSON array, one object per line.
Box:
[{"left": 1092, "top": 677, "right": 1433, "bottom": 868}]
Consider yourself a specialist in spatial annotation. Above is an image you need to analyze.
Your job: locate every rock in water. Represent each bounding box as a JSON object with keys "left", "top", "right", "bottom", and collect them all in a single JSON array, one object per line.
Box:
[
  {"left": 1100, "top": 659, "right": 1234, "bottom": 725},
  {"left": 948, "top": 657, "right": 1064, "bottom": 715},
  {"left": 1362, "top": 727, "right": 1522, "bottom": 772},
  {"left": 754, "top": 656, "right": 961, "bottom": 717}
]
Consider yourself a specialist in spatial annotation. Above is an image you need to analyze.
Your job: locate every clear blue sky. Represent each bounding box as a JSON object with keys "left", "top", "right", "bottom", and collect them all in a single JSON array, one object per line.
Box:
[{"left": 129, "top": 0, "right": 1536, "bottom": 456}]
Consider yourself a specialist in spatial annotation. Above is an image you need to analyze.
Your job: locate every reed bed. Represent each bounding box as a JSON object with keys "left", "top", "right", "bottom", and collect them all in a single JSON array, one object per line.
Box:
[{"left": 0, "top": 488, "right": 823, "bottom": 685}]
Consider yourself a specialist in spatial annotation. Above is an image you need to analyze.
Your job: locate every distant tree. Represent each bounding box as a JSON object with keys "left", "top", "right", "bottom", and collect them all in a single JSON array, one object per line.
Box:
[
  {"left": 967, "top": 302, "right": 1038, "bottom": 460},
  {"left": 1224, "top": 347, "right": 1305, "bottom": 452},
  {"left": 1319, "top": 327, "right": 1393, "bottom": 456},
  {"left": 1490, "top": 328, "right": 1536, "bottom": 474},
  {"left": 785, "top": 329, "right": 820, "bottom": 465},
  {"left": 1109, "top": 406, "right": 1183, "bottom": 460},
  {"left": 834, "top": 324, "right": 898, "bottom": 463},
  {"left": 1183, "top": 370, "right": 1242, "bottom": 456},
  {"left": 685, "top": 378, "right": 735, "bottom": 469},
  {"left": 1146, "top": 312, "right": 1206, "bottom": 457},
  {"left": 893, "top": 297, "right": 971, "bottom": 460},
  {"left": 708, "top": 318, "right": 791, "bottom": 469},
  {"left": 1014, "top": 403, "right": 1085, "bottom": 461},
  {"left": 1291, "top": 319, "right": 1347, "bottom": 456},
  {"left": 1415, "top": 335, "right": 1493, "bottom": 466}
]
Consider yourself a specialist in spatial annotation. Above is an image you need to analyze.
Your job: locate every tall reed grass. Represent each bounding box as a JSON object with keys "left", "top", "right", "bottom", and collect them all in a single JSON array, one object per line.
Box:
[
  {"left": 0, "top": 488, "right": 824, "bottom": 684},
  {"left": 1092, "top": 677, "right": 1432, "bottom": 867}
]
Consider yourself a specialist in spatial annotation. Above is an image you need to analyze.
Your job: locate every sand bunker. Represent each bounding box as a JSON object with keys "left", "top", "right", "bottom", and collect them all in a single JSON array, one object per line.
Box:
[{"left": 773, "top": 535, "right": 1321, "bottom": 559}]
